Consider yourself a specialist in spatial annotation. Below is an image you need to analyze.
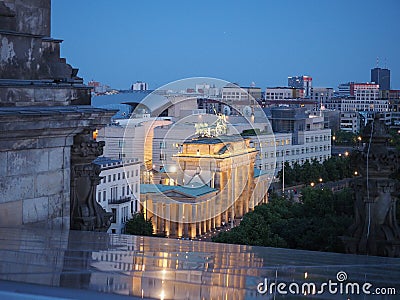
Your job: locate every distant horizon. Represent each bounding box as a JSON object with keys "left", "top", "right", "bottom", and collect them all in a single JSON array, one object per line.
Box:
[{"left": 52, "top": 0, "right": 400, "bottom": 91}]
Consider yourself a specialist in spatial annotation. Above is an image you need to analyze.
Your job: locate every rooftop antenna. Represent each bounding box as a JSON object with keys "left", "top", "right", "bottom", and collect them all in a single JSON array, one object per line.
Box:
[
  {"left": 384, "top": 57, "right": 387, "bottom": 69},
  {"left": 320, "top": 97, "right": 323, "bottom": 117},
  {"left": 376, "top": 57, "right": 379, "bottom": 68}
]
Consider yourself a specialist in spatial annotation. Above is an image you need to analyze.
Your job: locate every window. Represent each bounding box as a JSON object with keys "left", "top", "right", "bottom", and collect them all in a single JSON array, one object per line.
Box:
[
  {"left": 111, "top": 208, "right": 116, "bottom": 223},
  {"left": 111, "top": 186, "right": 118, "bottom": 201},
  {"left": 122, "top": 172, "right": 125, "bottom": 179},
  {"left": 135, "top": 183, "right": 138, "bottom": 193},
  {"left": 135, "top": 169, "right": 138, "bottom": 176},
  {"left": 97, "top": 191, "right": 101, "bottom": 203},
  {"left": 103, "top": 191, "right": 106, "bottom": 202},
  {"left": 113, "top": 174, "right": 116, "bottom": 181},
  {"left": 122, "top": 186, "right": 125, "bottom": 197},
  {"left": 118, "top": 173, "right": 121, "bottom": 180},
  {"left": 108, "top": 175, "right": 111, "bottom": 182}
]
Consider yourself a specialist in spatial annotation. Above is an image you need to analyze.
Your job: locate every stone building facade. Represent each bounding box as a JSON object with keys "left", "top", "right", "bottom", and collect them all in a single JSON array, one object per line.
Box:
[
  {"left": 0, "top": 0, "right": 114, "bottom": 230},
  {"left": 141, "top": 135, "right": 269, "bottom": 238}
]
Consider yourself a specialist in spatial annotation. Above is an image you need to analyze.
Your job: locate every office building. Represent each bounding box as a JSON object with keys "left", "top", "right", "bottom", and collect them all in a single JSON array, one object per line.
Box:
[
  {"left": 264, "top": 87, "right": 302, "bottom": 100},
  {"left": 131, "top": 81, "right": 149, "bottom": 91},
  {"left": 371, "top": 67, "right": 390, "bottom": 90},
  {"left": 310, "top": 87, "right": 334, "bottom": 104},
  {"left": 288, "top": 75, "right": 312, "bottom": 97},
  {"left": 338, "top": 82, "right": 353, "bottom": 97},
  {"left": 249, "top": 107, "right": 331, "bottom": 174}
]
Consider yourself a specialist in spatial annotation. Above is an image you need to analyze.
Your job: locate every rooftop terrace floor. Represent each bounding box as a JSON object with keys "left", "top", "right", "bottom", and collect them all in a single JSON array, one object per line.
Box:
[{"left": 0, "top": 226, "right": 399, "bottom": 299}]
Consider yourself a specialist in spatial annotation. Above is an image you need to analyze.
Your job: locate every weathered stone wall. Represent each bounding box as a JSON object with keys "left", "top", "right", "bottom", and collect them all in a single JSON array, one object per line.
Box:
[
  {"left": 0, "top": 0, "right": 115, "bottom": 230},
  {"left": 0, "top": 139, "right": 71, "bottom": 229},
  {"left": 0, "top": 33, "right": 77, "bottom": 81},
  {"left": 0, "top": 0, "right": 51, "bottom": 36},
  {"left": 0, "top": 0, "right": 79, "bottom": 83},
  {"left": 0, "top": 84, "right": 91, "bottom": 106},
  {"left": 0, "top": 107, "right": 115, "bottom": 228}
]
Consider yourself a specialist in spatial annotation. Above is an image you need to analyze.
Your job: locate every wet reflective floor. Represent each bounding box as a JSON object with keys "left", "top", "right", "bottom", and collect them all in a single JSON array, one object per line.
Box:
[{"left": 0, "top": 226, "right": 399, "bottom": 299}]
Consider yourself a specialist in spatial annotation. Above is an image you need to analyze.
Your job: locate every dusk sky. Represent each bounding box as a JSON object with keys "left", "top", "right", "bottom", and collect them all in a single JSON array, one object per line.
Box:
[{"left": 52, "top": 0, "right": 400, "bottom": 91}]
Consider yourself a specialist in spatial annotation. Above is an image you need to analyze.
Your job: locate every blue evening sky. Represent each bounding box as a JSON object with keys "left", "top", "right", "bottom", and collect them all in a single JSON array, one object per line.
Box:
[{"left": 52, "top": 0, "right": 400, "bottom": 91}]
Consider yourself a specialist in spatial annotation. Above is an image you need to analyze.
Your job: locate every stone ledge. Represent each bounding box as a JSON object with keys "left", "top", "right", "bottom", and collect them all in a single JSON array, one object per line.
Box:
[{"left": 0, "top": 106, "right": 117, "bottom": 150}]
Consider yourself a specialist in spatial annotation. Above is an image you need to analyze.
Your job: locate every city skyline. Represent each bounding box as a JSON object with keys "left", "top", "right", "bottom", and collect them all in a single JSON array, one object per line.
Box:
[{"left": 52, "top": 1, "right": 400, "bottom": 90}]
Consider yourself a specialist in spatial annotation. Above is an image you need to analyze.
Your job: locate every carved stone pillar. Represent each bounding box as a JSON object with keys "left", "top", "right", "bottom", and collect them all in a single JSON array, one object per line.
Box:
[{"left": 70, "top": 130, "right": 112, "bottom": 231}]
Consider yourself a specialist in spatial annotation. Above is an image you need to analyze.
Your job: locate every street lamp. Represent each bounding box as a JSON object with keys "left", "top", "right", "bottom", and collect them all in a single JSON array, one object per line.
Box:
[
  {"left": 310, "top": 182, "right": 315, "bottom": 187},
  {"left": 318, "top": 178, "right": 323, "bottom": 183}
]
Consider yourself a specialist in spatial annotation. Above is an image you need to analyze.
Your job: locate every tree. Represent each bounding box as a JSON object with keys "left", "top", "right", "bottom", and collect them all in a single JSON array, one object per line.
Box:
[
  {"left": 278, "top": 156, "right": 353, "bottom": 187},
  {"left": 212, "top": 189, "right": 354, "bottom": 253},
  {"left": 125, "top": 212, "right": 154, "bottom": 236},
  {"left": 332, "top": 130, "right": 358, "bottom": 146}
]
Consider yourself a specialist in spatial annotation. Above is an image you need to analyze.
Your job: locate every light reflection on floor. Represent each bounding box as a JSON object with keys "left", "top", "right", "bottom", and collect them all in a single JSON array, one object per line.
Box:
[{"left": 0, "top": 227, "right": 399, "bottom": 299}]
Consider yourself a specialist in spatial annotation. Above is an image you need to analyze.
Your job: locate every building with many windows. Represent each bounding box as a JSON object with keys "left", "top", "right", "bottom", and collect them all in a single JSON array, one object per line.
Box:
[
  {"left": 323, "top": 83, "right": 389, "bottom": 132},
  {"left": 371, "top": 67, "right": 390, "bottom": 90},
  {"left": 338, "top": 82, "right": 353, "bottom": 97},
  {"left": 339, "top": 112, "right": 359, "bottom": 133},
  {"left": 310, "top": 87, "right": 334, "bottom": 104},
  {"left": 288, "top": 75, "right": 312, "bottom": 97},
  {"left": 131, "top": 81, "right": 149, "bottom": 91},
  {"left": 96, "top": 117, "right": 172, "bottom": 167},
  {"left": 94, "top": 157, "right": 141, "bottom": 234},
  {"left": 221, "top": 84, "right": 262, "bottom": 102},
  {"left": 248, "top": 107, "right": 331, "bottom": 174},
  {"left": 264, "top": 87, "right": 303, "bottom": 100}
]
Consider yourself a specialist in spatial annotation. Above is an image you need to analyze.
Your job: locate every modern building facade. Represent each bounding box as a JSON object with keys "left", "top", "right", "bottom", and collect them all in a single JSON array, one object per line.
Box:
[
  {"left": 310, "top": 87, "right": 334, "bottom": 104},
  {"left": 339, "top": 112, "right": 359, "bottom": 133},
  {"left": 350, "top": 82, "right": 380, "bottom": 96},
  {"left": 338, "top": 82, "right": 353, "bottom": 97},
  {"left": 221, "top": 84, "right": 261, "bottom": 102},
  {"left": 371, "top": 67, "right": 390, "bottom": 90},
  {"left": 96, "top": 117, "right": 172, "bottom": 167},
  {"left": 288, "top": 75, "right": 312, "bottom": 98},
  {"left": 264, "top": 87, "right": 303, "bottom": 100},
  {"left": 131, "top": 81, "right": 149, "bottom": 91},
  {"left": 248, "top": 107, "right": 331, "bottom": 174}
]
